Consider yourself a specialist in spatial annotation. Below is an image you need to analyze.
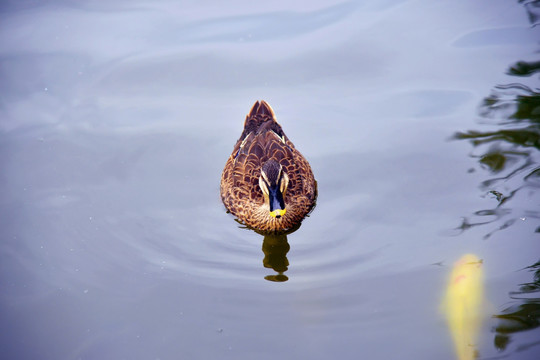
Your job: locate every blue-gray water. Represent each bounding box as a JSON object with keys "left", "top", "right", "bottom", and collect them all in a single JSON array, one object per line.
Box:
[{"left": 1, "top": 1, "right": 539, "bottom": 359}]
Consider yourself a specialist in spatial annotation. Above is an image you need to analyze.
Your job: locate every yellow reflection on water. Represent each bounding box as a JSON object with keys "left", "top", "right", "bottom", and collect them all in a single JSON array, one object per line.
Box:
[{"left": 442, "top": 254, "right": 484, "bottom": 360}]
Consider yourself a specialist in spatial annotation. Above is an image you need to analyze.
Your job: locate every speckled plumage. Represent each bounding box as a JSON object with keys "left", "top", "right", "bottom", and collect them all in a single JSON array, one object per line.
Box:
[{"left": 220, "top": 100, "right": 317, "bottom": 232}]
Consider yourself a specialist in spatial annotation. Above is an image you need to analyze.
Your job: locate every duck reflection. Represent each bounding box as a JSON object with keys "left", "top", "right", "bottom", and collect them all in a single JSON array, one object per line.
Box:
[
  {"left": 442, "top": 254, "right": 484, "bottom": 360},
  {"left": 238, "top": 221, "right": 303, "bottom": 282},
  {"left": 262, "top": 233, "right": 290, "bottom": 282}
]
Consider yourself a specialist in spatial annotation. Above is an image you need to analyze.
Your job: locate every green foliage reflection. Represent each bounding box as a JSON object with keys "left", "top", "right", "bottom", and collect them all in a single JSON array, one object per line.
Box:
[
  {"left": 453, "top": 2, "right": 540, "bottom": 238},
  {"left": 493, "top": 260, "right": 540, "bottom": 352},
  {"left": 508, "top": 60, "right": 540, "bottom": 77},
  {"left": 454, "top": 1, "right": 540, "bottom": 355},
  {"left": 453, "top": 67, "right": 540, "bottom": 238}
]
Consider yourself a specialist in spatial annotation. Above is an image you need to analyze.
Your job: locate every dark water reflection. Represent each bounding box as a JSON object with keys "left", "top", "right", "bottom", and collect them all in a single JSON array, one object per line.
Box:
[
  {"left": 453, "top": 82, "right": 540, "bottom": 238},
  {"left": 493, "top": 260, "right": 540, "bottom": 355},
  {"left": 262, "top": 234, "right": 290, "bottom": 282},
  {"left": 453, "top": 108, "right": 539, "bottom": 238},
  {"left": 453, "top": 1, "right": 540, "bottom": 357},
  {"left": 238, "top": 223, "right": 303, "bottom": 282}
]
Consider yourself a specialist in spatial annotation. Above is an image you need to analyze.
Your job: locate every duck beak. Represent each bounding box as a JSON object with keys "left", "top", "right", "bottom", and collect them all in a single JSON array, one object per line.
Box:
[
  {"left": 270, "top": 208, "right": 286, "bottom": 218},
  {"left": 268, "top": 186, "right": 286, "bottom": 218}
]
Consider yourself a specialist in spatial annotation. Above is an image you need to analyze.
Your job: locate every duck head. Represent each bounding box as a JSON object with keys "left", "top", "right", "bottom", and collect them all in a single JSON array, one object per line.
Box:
[{"left": 258, "top": 160, "right": 289, "bottom": 218}]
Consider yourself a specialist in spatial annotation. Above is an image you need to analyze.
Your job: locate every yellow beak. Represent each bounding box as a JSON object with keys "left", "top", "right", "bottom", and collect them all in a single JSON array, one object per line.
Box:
[{"left": 270, "top": 208, "right": 286, "bottom": 218}]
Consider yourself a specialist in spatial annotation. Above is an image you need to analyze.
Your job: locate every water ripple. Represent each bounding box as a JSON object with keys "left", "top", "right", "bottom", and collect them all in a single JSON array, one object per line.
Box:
[{"left": 168, "top": 2, "right": 358, "bottom": 43}]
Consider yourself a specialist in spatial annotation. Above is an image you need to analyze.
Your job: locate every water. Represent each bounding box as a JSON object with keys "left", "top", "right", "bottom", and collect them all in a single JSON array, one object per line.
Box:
[{"left": 1, "top": 0, "right": 539, "bottom": 359}]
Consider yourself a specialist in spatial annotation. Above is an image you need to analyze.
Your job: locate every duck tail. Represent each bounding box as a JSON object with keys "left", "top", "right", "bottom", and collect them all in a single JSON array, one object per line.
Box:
[
  {"left": 248, "top": 100, "right": 276, "bottom": 120},
  {"left": 241, "top": 100, "right": 283, "bottom": 139},
  {"left": 243, "top": 100, "right": 276, "bottom": 131}
]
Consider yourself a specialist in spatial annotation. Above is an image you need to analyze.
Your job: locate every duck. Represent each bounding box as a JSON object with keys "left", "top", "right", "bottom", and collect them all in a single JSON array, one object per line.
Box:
[{"left": 220, "top": 100, "right": 317, "bottom": 233}]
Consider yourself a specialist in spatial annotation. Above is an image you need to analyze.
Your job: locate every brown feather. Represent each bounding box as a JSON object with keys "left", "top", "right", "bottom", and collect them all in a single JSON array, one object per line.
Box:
[{"left": 220, "top": 100, "right": 317, "bottom": 232}]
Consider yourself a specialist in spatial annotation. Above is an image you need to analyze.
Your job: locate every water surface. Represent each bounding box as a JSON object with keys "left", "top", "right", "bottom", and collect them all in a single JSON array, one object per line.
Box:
[{"left": 1, "top": 0, "right": 539, "bottom": 359}]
